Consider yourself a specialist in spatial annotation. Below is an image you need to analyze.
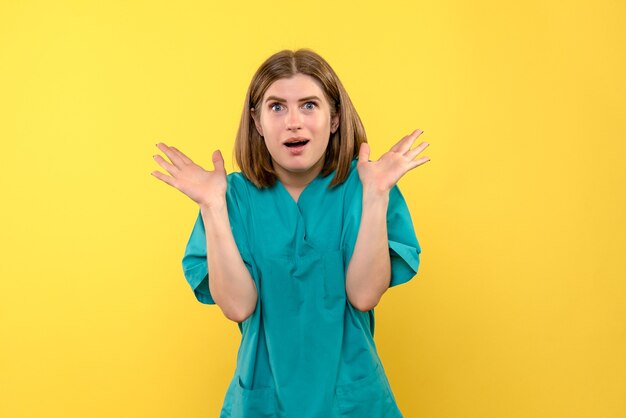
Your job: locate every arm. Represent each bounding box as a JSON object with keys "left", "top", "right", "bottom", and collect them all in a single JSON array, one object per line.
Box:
[
  {"left": 346, "top": 129, "right": 430, "bottom": 312},
  {"left": 200, "top": 203, "right": 257, "bottom": 322},
  {"left": 201, "top": 202, "right": 257, "bottom": 322},
  {"left": 152, "top": 143, "right": 257, "bottom": 322},
  {"left": 345, "top": 189, "right": 392, "bottom": 311}
]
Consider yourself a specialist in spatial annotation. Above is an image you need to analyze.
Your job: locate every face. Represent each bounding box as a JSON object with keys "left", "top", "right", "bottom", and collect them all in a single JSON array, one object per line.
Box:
[{"left": 252, "top": 73, "right": 339, "bottom": 183}]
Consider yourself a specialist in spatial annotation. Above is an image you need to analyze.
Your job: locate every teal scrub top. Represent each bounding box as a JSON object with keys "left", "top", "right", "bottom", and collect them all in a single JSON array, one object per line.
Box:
[{"left": 182, "top": 159, "right": 421, "bottom": 418}]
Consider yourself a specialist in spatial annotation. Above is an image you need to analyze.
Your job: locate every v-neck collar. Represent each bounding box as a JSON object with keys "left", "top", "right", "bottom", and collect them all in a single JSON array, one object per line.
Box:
[
  {"left": 273, "top": 159, "right": 357, "bottom": 206},
  {"left": 276, "top": 170, "right": 333, "bottom": 207}
]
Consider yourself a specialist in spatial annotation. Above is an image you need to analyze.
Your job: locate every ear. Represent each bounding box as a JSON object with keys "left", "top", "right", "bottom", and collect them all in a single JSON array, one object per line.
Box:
[
  {"left": 250, "top": 108, "right": 263, "bottom": 137},
  {"left": 330, "top": 113, "right": 340, "bottom": 134}
]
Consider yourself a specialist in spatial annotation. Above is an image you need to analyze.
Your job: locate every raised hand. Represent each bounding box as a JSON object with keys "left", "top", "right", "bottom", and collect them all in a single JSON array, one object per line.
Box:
[
  {"left": 357, "top": 129, "right": 430, "bottom": 195},
  {"left": 151, "top": 143, "right": 227, "bottom": 208}
]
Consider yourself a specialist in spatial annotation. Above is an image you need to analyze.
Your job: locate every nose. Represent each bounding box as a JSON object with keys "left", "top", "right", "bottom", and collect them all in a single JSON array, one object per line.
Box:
[{"left": 285, "top": 108, "right": 302, "bottom": 131}]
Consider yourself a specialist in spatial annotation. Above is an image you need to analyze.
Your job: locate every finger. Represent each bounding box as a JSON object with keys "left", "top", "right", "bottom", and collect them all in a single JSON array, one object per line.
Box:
[
  {"left": 389, "top": 134, "right": 409, "bottom": 152},
  {"left": 212, "top": 150, "right": 226, "bottom": 174},
  {"left": 153, "top": 154, "right": 179, "bottom": 176},
  {"left": 396, "top": 129, "right": 424, "bottom": 154},
  {"left": 151, "top": 170, "right": 177, "bottom": 188},
  {"left": 407, "top": 156, "right": 431, "bottom": 170},
  {"left": 389, "top": 129, "right": 422, "bottom": 153},
  {"left": 405, "top": 141, "right": 430, "bottom": 160},
  {"left": 170, "top": 146, "right": 193, "bottom": 164},
  {"left": 357, "top": 142, "right": 370, "bottom": 165},
  {"left": 156, "top": 143, "right": 185, "bottom": 168}
]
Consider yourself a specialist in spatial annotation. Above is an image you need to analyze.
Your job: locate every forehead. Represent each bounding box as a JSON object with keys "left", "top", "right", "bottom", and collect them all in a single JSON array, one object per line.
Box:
[{"left": 263, "top": 73, "right": 327, "bottom": 102}]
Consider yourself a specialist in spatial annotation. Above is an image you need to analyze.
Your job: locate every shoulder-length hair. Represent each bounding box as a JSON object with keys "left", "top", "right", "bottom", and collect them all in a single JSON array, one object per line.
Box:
[{"left": 234, "top": 49, "right": 367, "bottom": 188}]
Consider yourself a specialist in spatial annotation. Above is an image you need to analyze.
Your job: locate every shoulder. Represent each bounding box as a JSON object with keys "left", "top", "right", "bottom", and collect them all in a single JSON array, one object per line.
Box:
[
  {"left": 226, "top": 171, "right": 259, "bottom": 196},
  {"left": 225, "top": 171, "right": 265, "bottom": 213},
  {"left": 224, "top": 172, "right": 248, "bottom": 208},
  {"left": 336, "top": 158, "right": 361, "bottom": 190},
  {"left": 337, "top": 158, "right": 408, "bottom": 209},
  {"left": 334, "top": 159, "right": 362, "bottom": 211},
  {"left": 227, "top": 171, "right": 252, "bottom": 188}
]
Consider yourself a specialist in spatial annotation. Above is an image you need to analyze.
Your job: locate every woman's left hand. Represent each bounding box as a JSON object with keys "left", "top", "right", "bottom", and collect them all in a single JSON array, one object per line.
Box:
[{"left": 357, "top": 129, "right": 430, "bottom": 196}]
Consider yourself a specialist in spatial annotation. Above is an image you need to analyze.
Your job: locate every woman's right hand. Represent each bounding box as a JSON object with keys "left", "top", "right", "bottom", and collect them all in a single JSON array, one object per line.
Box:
[{"left": 151, "top": 143, "right": 227, "bottom": 209}]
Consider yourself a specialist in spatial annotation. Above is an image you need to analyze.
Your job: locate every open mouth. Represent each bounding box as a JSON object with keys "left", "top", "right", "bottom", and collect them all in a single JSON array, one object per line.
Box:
[{"left": 284, "top": 140, "right": 310, "bottom": 148}]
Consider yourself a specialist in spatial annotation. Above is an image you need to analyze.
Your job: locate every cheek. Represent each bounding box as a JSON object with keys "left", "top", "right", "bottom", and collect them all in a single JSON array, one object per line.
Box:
[
  {"left": 260, "top": 122, "right": 280, "bottom": 143},
  {"left": 312, "top": 115, "right": 332, "bottom": 132},
  {"left": 264, "top": 138, "right": 279, "bottom": 153}
]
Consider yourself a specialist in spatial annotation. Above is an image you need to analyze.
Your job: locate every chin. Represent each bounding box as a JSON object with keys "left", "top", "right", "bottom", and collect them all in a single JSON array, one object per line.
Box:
[
  {"left": 274, "top": 153, "right": 325, "bottom": 176},
  {"left": 283, "top": 163, "right": 314, "bottom": 173}
]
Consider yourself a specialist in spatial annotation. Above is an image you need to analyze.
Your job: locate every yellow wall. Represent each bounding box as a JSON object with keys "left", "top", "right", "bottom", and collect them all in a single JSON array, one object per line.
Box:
[{"left": 1, "top": 1, "right": 624, "bottom": 417}]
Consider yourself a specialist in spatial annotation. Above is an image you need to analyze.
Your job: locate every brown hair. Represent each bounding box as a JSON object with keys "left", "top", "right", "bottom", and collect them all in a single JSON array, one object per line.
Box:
[{"left": 234, "top": 49, "right": 367, "bottom": 188}]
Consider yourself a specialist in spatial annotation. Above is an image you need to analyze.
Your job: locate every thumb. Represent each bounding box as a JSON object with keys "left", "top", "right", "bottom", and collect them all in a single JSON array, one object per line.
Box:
[
  {"left": 357, "top": 142, "right": 370, "bottom": 164},
  {"left": 212, "top": 150, "right": 226, "bottom": 174}
]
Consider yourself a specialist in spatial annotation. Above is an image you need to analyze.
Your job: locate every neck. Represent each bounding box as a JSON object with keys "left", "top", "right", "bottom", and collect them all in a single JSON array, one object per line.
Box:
[{"left": 274, "top": 157, "right": 324, "bottom": 190}]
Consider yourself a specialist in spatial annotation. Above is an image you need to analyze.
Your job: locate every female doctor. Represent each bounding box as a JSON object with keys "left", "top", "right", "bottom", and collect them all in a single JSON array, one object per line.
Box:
[{"left": 152, "top": 48, "right": 430, "bottom": 418}]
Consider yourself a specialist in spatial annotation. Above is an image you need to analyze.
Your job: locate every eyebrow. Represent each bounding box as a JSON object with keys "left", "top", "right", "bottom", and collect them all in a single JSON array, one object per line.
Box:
[{"left": 264, "top": 95, "right": 322, "bottom": 103}]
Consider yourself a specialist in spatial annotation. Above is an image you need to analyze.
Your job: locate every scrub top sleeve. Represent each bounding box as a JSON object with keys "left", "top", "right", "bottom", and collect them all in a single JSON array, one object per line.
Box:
[
  {"left": 387, "top": 184, "right": 421, "bottom": 287},
  {"left": 341, "top": 171, "right": 421, "bottom": 287},
  {"left": 181, "top": 176, "right": 253, "bottom": 305},
  {"left": 181, "top": 212, "right": 214, "bottom": 304}
]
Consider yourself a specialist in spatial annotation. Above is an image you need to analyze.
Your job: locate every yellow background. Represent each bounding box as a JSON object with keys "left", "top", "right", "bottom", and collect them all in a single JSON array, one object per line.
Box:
[{"left": 1, "top": 0, "right": 624, "bottom": 417}]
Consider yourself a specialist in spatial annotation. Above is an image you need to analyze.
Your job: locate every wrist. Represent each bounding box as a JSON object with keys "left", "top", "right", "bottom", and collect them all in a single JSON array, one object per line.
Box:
[
  {"left": 361, "top": 186, "right": 390, "bottom": 205},
  {"left": 199, "top": 199, "right": 227, "bottom": 215}
]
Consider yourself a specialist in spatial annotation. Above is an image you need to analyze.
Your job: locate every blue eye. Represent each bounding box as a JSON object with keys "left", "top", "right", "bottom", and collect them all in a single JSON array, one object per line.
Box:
[
  {"left": 303, "top": 102, "right": 317, "bottom": 110},
  {"left": 270, "top": 103, "right": 284, "bottom": 112}
]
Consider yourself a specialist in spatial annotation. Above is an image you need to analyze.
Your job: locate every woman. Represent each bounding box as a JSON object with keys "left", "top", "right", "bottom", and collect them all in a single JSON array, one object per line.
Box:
[{"left": 152, "top": 48, "right": 430, "bottom": 417}]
